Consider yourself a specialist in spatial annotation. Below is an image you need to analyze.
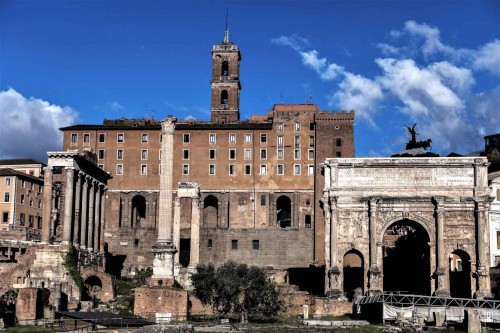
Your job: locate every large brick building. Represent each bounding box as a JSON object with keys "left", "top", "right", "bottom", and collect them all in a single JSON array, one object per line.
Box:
[{"left": 60, "top": 31, "right": 354, "bottom": 293}]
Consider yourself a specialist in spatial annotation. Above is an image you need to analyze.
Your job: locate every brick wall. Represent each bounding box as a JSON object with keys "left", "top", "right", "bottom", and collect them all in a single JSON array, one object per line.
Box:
[{"left": 134, "top": 287, "right": 188, "bottom": 321}]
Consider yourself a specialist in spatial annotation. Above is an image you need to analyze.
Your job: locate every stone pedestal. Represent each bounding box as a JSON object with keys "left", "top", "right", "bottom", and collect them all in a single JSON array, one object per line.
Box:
[{"left": 151, "top": 242, "right": 177, "bottom": 285}]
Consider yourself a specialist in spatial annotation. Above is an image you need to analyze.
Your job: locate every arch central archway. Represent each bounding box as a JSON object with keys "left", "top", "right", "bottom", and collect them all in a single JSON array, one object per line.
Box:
[
  {"left": 450, "top": 249, "right": 472, "bottom": 298},
  {"left": 383, "top": 219, "right": 431, "bottom": 295}
]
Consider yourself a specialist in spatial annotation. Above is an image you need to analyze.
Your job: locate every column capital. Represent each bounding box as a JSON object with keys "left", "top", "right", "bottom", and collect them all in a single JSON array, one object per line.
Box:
[
  {"left": 161, "top": 115, "right": 177, "bottom": 135},
  {"left": 43, "top": 166, "right": 53, "bottom": 173}
]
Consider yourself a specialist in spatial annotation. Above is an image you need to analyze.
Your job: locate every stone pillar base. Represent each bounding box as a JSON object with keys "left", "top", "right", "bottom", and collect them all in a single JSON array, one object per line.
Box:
[
  {"left": 434, "top": 288, "right": 450, "bottom": 297},
  {"left": 152, "top": 241, "right": 177, "bottom": 282},
  {"left": 326, "top": 289, "right": 343, "bottom": 298}
]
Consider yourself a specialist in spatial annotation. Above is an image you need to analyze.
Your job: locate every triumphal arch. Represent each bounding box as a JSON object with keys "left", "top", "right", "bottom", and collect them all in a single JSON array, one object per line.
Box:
[{"left": 323, "top": 157, "right": 492, "bottom": 299}]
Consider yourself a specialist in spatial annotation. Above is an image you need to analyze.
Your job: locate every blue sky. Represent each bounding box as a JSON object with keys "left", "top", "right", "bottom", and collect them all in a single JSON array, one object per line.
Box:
[{"left": 1, "top": 0, "right": 499, "bottom": 162}]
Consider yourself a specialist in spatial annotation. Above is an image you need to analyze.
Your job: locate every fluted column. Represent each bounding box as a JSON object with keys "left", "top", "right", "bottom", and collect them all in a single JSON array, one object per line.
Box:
[
  {"left": 475, "top": 199, "right": 493, "bottom": 299},
  {"left": 368, "top": 197, "right": 381, "bottom": 294},
  {"left": 94, "top": 184, "right": 101, "bottom": 252},
  {"left": 99, "top": 188, "right": 107, "bottom": 252},
  {"left": 73, "top": 173, "right": 82, "bottom": 244},
  {"left": 87, "top": 180, "right": 96, "bottom": 250},
  {"left": 434, "top": 198, "right": 449, "bottom": 296},
  {"left": 80, "top": 176, "right": 90, "bottom": 248},
  {"left": 62, "top": 167, "right": 75, "bottom": 244},
  {"left": 189, "top": 198, "right": 201, "bottom": 268},
  {"left": 41, "top": 167, "right": 53, "bottom": 242},
  {"left": 173, "top": 197, "right": 181, "bottom": 265}
]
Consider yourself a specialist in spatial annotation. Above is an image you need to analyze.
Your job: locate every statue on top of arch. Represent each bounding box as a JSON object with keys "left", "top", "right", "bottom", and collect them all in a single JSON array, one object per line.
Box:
[{"left": 392, "top": 123, "right": 440, "bottom": 157}]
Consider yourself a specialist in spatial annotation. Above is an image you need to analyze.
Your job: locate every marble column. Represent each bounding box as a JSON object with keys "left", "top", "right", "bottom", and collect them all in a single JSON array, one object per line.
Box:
[
  {"left": 62, "top": 167, "right": 75, "bottom": 244},
  {"left": 80, "top": 176, "right": 90, "bottom": 248},
  {"left": 152, "top": 115, "right": 177, "bottom": 280},
  {"left": 434, "top": 198, "right": 449, "bottom": 296},
  {"left": 94, "top": 184, "right": 101, "bottom": 252},
  {"left": 99, "top": 188, "right": 107, "bottom": 252},
  {"left": 475, "top": 200, "right": 493, "bottom": 299},
  {"left": 368, "top": 197, "right": 381, "bottom": 294},
  {"left": 41, "top": 167, "right": 53, "bottom": 242},
  {"left": 189, "top": 198, "right": 201, "bottom": 268},
  {"left": 173, "top": 197, "right": 181, "bottom": 265},
  {"left": 87, "top": 180, "right": 96, "bottom": 250},
  {"left": 326, "top": 196, "right": 341, "bottom": 297},
  {"left": 73, "top": 173, "right": 82, "bottom": 244}
]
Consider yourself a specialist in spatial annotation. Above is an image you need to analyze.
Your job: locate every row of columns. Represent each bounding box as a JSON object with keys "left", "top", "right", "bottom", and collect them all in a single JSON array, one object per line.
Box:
[
  {"left": 172, "top": 194, "right": 201, "bottom": 269},
  {"left": 323, "top": 194, "right": 492, "bottom": 299},
  {"left": 42, "top": 166, "right": 107, "bottom": 252}
]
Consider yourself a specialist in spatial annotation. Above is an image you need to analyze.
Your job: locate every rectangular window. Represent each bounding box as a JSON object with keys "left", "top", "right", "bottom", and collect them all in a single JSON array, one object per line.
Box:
[
  {"left": 244, "top": 149, "right": 252, "bottom": 160},
  {"left": 260, "top": 149, "right": 267, "bottom": 160},
  {"left": 308, "top": 149, "right": 314, "bottom": 160},
  {"left": 260, "top": 133, "right": 267, "bottom": 143},
  {"left": 117, "top": 149, "right": 123, "bottom": 160},
  {"left": 209, "top": 149, "right": 216, "bottom": 160},
  {"left": 182, "top": 164, "right": 189, "bottom": 175},
  {"left": 336, "top": 138, "right": 342, "bottom": 147},
  {"left": 71, "top": 133, "right": 77, "bottom": 143},
  {"left": 231, "top": 239, "right": 238, "bottom": 250},
  {"left": 5, "top": 178, "right": 10, "bottom": 186},
  {"left": 142, "top": 134, "right": 149, "bottom": 143},
  {"left": 37, "top": 216, "right": 42, "bottom": 229},
  {"left": 260, "top": 164, "right": 267, "bottom": 175},
  {"left": 183, "top": 133, "right": 190, "bottom": 143},
  {"left": 209, "top": 164, "right": 215, "bottom": 175},
  {"left": 252, "top": 240, "right": 260, "bottom": 250},
  {"left": 294, "top": 136, "right": 300, "bottom": 148},
  {"left": 336, "top": 151, "right": 342, "bottom": 157},
  {"left": 29, "top": 215, "right": 34, "bottom": 227},
  {"left": 98, "top": 149, "right": 105, "bottom": 159},
  {"left": 308, "top": 165, "right": 314, "bottom": 175},
  {"left": 208, "top": 239, "right": 213, "bottom": 248},
  {"left": 83, "top": 133, "right": 90, "bottom": 143},
  {"left": 294, "top": 165, "right": 301, "bottom": 175},
  {"left": 294, "top": 122, "right": 300, "bottom": 131},
  {"left": 98, "top": 133, "right": 105, "bottom": 143},
  {"left": 277, "top": 136, "right": 283, "bottom": 148},
  {"left": 277, "top": 164, "right": 284, "bottom": 175},
  {"left": 116, "top": 164, "right": 123, "bottom": 175},
  {"left": 209, "top": 133, "right": 216, "bottom": 144},
  {"left": 305, "top": 215, "right": 312, "bottom": 228},
  {"left": 19, "top": 213, "right": 25, "bottom": 226},
  {"left": 278, "top": 122, "right": 284, "bottom": 131},
  {"left": 22, "top": 180, "right": 26, "bottom": 188},
  {"left": 245, "top": 133, "right": 252, "bottom": 143},
  {"left": 29, "top": 198, "right": 33, "bottom": 207},
  {"left": 229, "top": 149, "right": 236, "bottom": 160},
  {"left": 117, "top": 133, "right": 124, "bottom": 143},
  {"left": 30, "top": 182, "right": 34, "bottom": 190},
  {"left": 159, "top": 133, "right": 163, "bottom": 142},
  {"left": 309, "top": 123, "right": 315, "bottom": 131},
  {"left": 229, "top": 164, "right": 235, "bottom": 175},
  {"left": 277, "top": 149, "right": 284, "bottom": 160},
  {"left": 229, "top": 133, "right": 236, "bottom": 143},
  {"left": 38, "top": 199, "right": 42, "bottom": 208},
  {"left": 20, "top": 194, "right": 25, "bottom": 204},
  {"left": 294, "top": 149, "right": 301, "bottom": 160},
  {"left": 260, "top": 194, "right": 266, "bottom": 206},
  {"left": 2, "top": 212, "right": 8, "bottom": 223},
  {"left": 141, "top": 149, "right": 148, "bottom": 160},
  {"left": 4, "top": 192, "right": 9, "bottom": 202},
  {"left": 159, "top": 149, "right": 162, "bottom": 160},
  {"left": 309, "top": 136, "right": 315, "bottom": 148},
  {"left": 244, "top": 165, "right": 251, "bottom": 175},
  {"left": 183, "top": 149, "right": 189, "bottom": 160},
  {"left": 159, "top": 164, "right": 162, "bottom": 175},
  {"left": 141, "top": 165, "right": 147, "bottom": 175}
]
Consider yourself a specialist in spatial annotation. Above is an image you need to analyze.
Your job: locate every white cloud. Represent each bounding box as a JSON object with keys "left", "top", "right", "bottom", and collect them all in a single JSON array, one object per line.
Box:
[
  {"left": 0, "top": 88, "right": 79, "bottom": 162},
  {"left": 473, "top": 40, "right": 500, "bottom": 75},
  {"left": 271, "top": 34, "right": 309, "bottom": 51},
  {"left": 108, "top": 101, "right": 124, "bottom": 111},
  {"left": 184, "top": 115, "right": 195, "bottom": 120},
  {"left": 299, "top": 50, "right": 344, "bottom": 81}
]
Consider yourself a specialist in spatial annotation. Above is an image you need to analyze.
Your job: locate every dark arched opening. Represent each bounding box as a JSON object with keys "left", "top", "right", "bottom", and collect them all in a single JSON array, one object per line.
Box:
[
  {"left": 221, "top": 90, "right": 229, "bottom": 106},
  {"left": 343, "top": 249, "right": 364, "bottom": 301},
  {"left": 131, "top": 195, "right": 146, "bottom": 228},
  {"left": 221, "top": 61, "right": 229, "bottom": 76},
  {"left": 450, "top": 249, "right": 472, "bottom": 298},
  {"left": 203, "top": 195, "right": 219, "bottom": 228},
  {"left": 83, "top": 276, "right": 102, "bottom": 301},
  {"left": 383, "top": 220, "right": 431, "bottom": 295},
  {"left": 277, "top": 196, "right": 292, "bottom": 228}
]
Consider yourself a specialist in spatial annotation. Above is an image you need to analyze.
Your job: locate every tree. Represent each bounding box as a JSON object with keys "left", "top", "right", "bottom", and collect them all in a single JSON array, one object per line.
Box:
[{"left": 191, "top": 261, "right": 284, "bottom": 322}]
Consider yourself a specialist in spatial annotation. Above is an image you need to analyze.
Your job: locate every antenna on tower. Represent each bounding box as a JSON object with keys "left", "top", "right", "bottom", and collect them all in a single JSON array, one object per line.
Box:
[{"left": 224, "top": 8, "right": 230, "bottom": 43}]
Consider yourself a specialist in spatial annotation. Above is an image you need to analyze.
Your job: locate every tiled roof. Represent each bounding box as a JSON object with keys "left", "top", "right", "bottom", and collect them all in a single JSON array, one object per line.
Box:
[
  {"left": 0, "top": 158, "right": 45, "bottom": 166},
  {"left": 0, "top": 168, "right": 43, "bottom": 182}
]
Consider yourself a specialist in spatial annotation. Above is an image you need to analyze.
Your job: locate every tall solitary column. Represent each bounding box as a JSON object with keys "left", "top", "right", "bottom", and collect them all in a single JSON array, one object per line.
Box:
[
  {"left": 434, "top": 198, "right": 449, "bottom": 296},
  {"left": 368, "top": 197, "right": 381, "bottom": 294},
  {"left": 189, "top": 198, "right": 201, "bottom": 268},
  {"left": 62, "top": 167, "right": 75, "bottom": 244},
  {"left": 73, "top": 173, "right": 82, "bottom": 244},
  {"left": 80, "top": 176, "right": 89, "bottom": 248},
  {"left": 94, "top": 184, "right": 101, "bottom": 252},
  {"left": 152, "top": 116, "right": 177, "bottom": 282},
  {"left": 87, "top": 180, "right": 96, "bottom": 250},
  {"left": 41, "top": 167, "right": 53, "bottom": 242}
]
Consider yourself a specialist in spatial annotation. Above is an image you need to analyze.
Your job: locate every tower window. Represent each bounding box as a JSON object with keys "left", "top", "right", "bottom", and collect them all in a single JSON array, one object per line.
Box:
[
  {"left": 336, "top": 138, "right": 342, "bottom": 147},
  {"left": 221, "top": 61, "right": 229, "bottom": 76},
  {"left": 221, "top": 90, "right": 229, "bottom": 105}
]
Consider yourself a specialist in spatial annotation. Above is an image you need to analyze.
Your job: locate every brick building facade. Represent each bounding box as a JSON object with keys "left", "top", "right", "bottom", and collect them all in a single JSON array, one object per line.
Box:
[{"left": 60, "top": 32, "right": 355, "bottom": 293}]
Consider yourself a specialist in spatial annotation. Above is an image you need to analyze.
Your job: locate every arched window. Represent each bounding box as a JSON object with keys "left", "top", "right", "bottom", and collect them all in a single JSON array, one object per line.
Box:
[
  {"left": 221, "top": 90, "right": 229, "bottom": 105},
  {"left": 131, "top": 195, "right": 146, "bottom": 228},
  {"left": 221, "top": 61, "right": 229, "bottom": 76},
  {"left": 276, "top": 196, "right": 291, "bottom": 228},
  {"left": 203, "top": 195, "right": 219, "bottom": 228}
]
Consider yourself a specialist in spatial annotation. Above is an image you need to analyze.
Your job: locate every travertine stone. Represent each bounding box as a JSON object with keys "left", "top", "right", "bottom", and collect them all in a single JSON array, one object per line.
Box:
[{"left": 62, "top": 167, "right": 75, "bottom": 243}]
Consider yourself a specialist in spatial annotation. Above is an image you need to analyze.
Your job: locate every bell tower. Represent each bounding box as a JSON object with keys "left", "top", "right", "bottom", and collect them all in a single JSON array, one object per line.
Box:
[{"left": 210, "top": 24, "right": 241, "bottom": 123}]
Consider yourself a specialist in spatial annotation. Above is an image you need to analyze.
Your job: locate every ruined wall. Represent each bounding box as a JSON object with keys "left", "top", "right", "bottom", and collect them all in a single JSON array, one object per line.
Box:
[
  {"left": 16, "top": 288, "right": 38, "bottom": 322},
  {"left": 134, "top": 287, "right": 188, "bottom": 320}
]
